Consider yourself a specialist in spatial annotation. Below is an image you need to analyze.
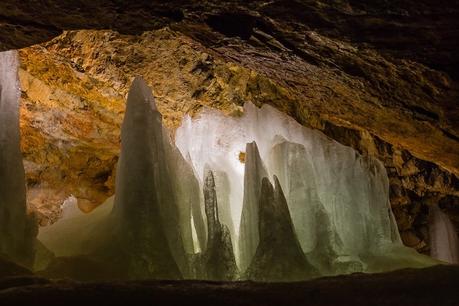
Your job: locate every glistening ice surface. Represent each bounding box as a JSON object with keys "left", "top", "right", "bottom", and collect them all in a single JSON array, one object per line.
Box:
[
  {"left": 175, "top": 102, "right": 437, "bottom": 275},
  {"left": 38, "top": 79, "right": 437, "bottom": 281}
]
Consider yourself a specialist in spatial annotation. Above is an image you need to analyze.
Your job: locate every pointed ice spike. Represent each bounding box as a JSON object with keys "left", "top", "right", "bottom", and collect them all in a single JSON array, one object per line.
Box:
[
  {"left": 163, "top": 132, "right": 203, "bottom": 255},
  {"left": 111, "top": 76, "right": 185, "bottom": 279},
  {"left": 0, "top": 51, "right": 36, "bottom": 267},
  {"left": 246, "top": 176, "right": 317, "bottom": 281},
  {"left": 186, "top": 153, "right": 207, "bottom": 252},
  {"left": 269, "top": 139, "right": 343, "bottom": 275},
  {"left": 202, "top": 169, "right": 237, "bottom": 280},
  {"left": 213, "top": 170, "right": 237, "bottom": 253},
  {"left": 238, "top": 141, "right": 268, "bottom": 273}
]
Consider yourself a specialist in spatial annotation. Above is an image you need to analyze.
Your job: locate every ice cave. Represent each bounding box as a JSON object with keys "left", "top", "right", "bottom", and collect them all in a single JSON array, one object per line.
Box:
[
  {"left": 0, "top": 1, "right": 459, "bottom": 303},
  {"left": 0, "top": 50, "right": 449, "bottom": 281}
]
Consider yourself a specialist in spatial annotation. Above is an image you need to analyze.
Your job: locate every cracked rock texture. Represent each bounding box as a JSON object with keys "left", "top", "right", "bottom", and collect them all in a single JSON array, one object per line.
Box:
[{"left": 0, "top": 1, "right": 457, "bottom": 253}]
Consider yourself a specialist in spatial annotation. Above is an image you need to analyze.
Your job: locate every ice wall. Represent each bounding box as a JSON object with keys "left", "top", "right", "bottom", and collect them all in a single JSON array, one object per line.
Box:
[
  {"left": 176, "top": 102, "right": 437, "bottom": 277},
  {"left": 0, "top": 51, "right": 36, "bottom": 267},
  {"left": 430, "top": 206, "right": 459, "bottom": 264}
]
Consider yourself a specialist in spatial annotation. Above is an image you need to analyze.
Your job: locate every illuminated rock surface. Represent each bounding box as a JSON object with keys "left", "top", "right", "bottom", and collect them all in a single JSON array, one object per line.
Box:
[{"left": 16, "top": 28, "right": 458, "bottom": 252}]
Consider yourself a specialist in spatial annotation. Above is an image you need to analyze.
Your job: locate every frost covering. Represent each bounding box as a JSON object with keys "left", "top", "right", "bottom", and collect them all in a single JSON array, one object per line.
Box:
[
  {"left": 38, "top": 79, "right": 436, "bottom": 280},
  {"left": 0, "top": 51, "right": 36, "bottom": 267}
]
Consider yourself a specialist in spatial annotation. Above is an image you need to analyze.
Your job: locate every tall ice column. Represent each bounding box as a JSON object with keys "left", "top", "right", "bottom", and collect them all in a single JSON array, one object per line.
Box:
[{"left": 0, "top": 51, "right": 36, "bottom": 267}]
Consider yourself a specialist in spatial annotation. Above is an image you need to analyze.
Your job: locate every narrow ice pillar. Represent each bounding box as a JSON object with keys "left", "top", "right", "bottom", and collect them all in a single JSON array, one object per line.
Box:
[
  {"left": 429, "top": 205, "right": 459, "bottom": 264},
  {"left": 213, "top": 170, "right": 236, "bottom": 252},
  {"left": 268, "top": 139, "right": 343, "bottom": 274},
  {"left": 0, "top": 51, "right": 36, "bottom": 267},
  {"left": 111, "top": 77, "right": 185, "bottom": 279},
  {"left": 238, "top": 141, "right": 268, "bottom": 273},
  {"left": 202, "top": 170, "right": 237, "bottom": 280},
  {"left": 164, "top": 140, "right": 204, "bottom": 255},
  {"left": 247, "top": 176, "right": 317, "bottom": 281}
]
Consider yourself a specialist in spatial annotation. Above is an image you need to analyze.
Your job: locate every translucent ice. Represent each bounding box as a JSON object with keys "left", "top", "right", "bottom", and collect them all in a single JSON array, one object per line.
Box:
[
  {"left": 38, "top": 196, "right": 113, "bottom": 257},
  {"left": 246, "top": 176, "right": 317, "bottom": 281},
  {"left": 429, "top": 205, "right": 459, "bottom": 264},
  {"left": 201, "top": 169, "right": 237, "bottom": 280},
  {"left": 38, "top": 77, "right": 200, "bottom": 279},
  {"left": 0, "top": 51, "right": 36, "bottom": 267},
  {"left": 176, "top": 102, "right": 437, "bottom": 277},
  {"left": 238, "top": 142, "right": 268, "bottom": 271}
]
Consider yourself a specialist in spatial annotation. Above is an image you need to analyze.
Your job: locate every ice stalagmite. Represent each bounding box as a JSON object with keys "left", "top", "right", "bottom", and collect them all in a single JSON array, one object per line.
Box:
[
  {"left": 37, "top": 77, "right": 203, "bottom": 279},
  {"left": 247, "top": 176, "right": 317, "bottom": 281},
  {"left": 239, "top": 142, "right": 268, "bottom": 273},
  {"left": 212, "top": 170, "right": 236, "bottom": 253},
  {"left": 0, "top": 51, "right": 36, "bottom": 267},
  {"left": 164, "top": 139, "right": 204, "bottom": 255},
  {"left": 269, "top": 138, "right": 342, "bottom": 274},
  {"left": 109, "top": 77, "right": 185, "bottom": 279},
  {"left": 200, "top": 169, "right": 237, "bottom": 280},
  {"left": 429, "top": 205, "right": 459, "bottom": 264}
]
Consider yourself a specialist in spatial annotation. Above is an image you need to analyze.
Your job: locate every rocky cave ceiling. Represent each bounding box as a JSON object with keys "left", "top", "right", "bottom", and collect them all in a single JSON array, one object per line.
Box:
[{"left": 0, "top": 0, "right": 458, "bottom": 253}]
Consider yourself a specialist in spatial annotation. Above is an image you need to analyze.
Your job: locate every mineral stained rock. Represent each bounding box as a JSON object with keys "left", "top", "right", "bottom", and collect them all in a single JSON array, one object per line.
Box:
[
  {"left": 0, "top": 50, "right": 36, "bottom": 268},
  {"left": 247, "top": 176, "right": 317, "bottom": 281}
]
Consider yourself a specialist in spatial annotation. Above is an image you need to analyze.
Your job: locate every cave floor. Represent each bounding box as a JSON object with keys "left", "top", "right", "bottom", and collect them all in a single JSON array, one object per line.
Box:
[{"left": 0, "top": 265, "right": 458, "bottom": 306}]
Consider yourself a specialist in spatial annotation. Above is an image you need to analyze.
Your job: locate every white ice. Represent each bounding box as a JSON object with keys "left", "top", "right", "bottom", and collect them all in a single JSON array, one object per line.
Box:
[
  {"left": 0, "top": 50, "right": 36, "bottom": 266},
  {"left": 430, "top": 205, "right": 459, "bottom": 264},
  {"left": 176, "top": 102, "right": 437, "bottom": 274}
]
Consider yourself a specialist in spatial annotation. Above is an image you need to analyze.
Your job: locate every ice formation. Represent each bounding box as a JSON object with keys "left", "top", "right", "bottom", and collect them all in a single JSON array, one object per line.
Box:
[
  {"left": 176, "top": 102, "right": 437, "bottom": 277},
  {"left": 0, "top": 51, "right": 36, "bottom": 267},
  {"left": 37, "top": 78, "right": 437, "bottom": 281},
  {"left": 429, "top": 206, "right": 459, "bottom": 264},
  {"left": 239, "top": 142, "right": 268, "bottom": 271},
  {"left": 199, "top": 170, "right": 237, "bottom": 280},
  {"left": 246, "top": 176, "right": 318, "bottom": 281}
]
